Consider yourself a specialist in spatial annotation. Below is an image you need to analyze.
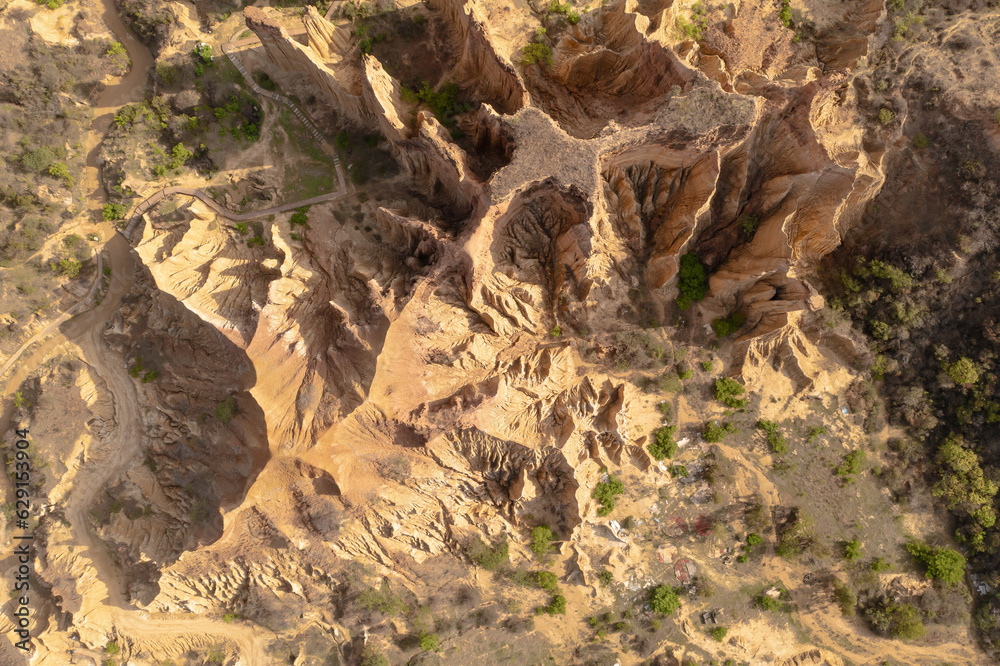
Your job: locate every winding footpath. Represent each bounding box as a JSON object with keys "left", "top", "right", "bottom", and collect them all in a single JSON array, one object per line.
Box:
[
  {"left": 0, "top": 4, "right": 303, "bottom": 664},
  {"left": 122, "top": 184, "right": 347, "bottom": 238},
  {"left": 121, "top": 33, "right": 349, "bottom": 241},
  {"left": 0, "top": 254, "right": 102, "bottom": 387}
]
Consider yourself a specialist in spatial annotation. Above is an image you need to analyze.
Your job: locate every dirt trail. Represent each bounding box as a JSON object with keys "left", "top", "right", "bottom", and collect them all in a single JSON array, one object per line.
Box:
[
  {"left": 122, "top": 184, "right": 349, "bottom": 240},
  {"left": 66, "top": 0, "right": 274, "bottom": 653},
  {"left": 762, "top": 560, "right": 991, "bottom": 665},
  {"left": 0, "top": 3, "right": 275, "bottom": 661},
  {"left": 0, "top": 255, "right": 102, "bottom": 388},
  {"left": 61, "top": 234, "right": 139, "bottom": 612},
  {"left": 2, "top": 236, "right": 271, "bottom": 663},
  {"left": 81, "top": 0, "right": 154, "bottom": 228},
  {"left": 121, "top": 34, "right": 350, "bottom": 240}
]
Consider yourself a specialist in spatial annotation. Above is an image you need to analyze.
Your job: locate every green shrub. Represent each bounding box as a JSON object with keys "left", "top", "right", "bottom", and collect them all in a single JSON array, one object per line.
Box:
[
  {"left": 865, "top": 598, "right": 925, "bottom": 639},
  {"left": 520, "top": 42, "right": 552, "bottom": 66},
  {"left": 739, "top": 212, "right": 760, "bottom": 236},
  {"left": 414, "top": 81, "right": 469, "bottom": 126},
  {"left": 843, "top": 539, "right": 862, "bottom": 561},
  {"left": 141, "top": 369, "right": 158, "bottom": 383},
  {"left": 648, "top": 425, "right": 678, "bottom": 460},
  {"left": 871, "top": 556, "right": 891, "bottom": 572},
  {"left": 756, "top": 420, "right": 788, "bottom": 454},
  {"left": 806, "top": 426, "right": 827, "bottom": 443},
  {"left": 114, "top": 103, "right": 144, "bottom": 128},
  {"left": 549, "top": 1, "right": 579, "bottom": 23},
  {"left": 906, "top": 542, "right": 966, "bottom": 585},
  {"left": 650, "top": 585, "right": 681, "bottom": 614},
  {"left": 194, "top": 43, "right": 213, "bottom": 63},
  {"left": 746, "top": 533, "right": 763, "bottom": 547},
  {"left": 233, "top": 222, "right": 248, "bottom": 235},
  {"left": 103, "top": 203, "right": 127, "bottom": 220},
  {"left": 47, "top": 161, "right": 74, "bottom": 186},
  {"left": 711, "top": 626, "right": 727, "bottom": 641},
  {"left": 676, "top": 1, "right": 708, "bottom": 39},
  {"left": 419, "top": 632, "right": 440, "bottom": 651},
  {"left": 60, "top": 233, "right": 81, "bottom": 250},
  {"left": 669, "top": 464, "right": 688, "bottom": 478},
  {"left": 676, "top": 253, "right": 708, "bottom": 309},
  {"left": 912, "top": 132, "right": 929, "bottom": 149},
  {"left": 466, "top": 536, "right": 509, "bottom": 570},
  {"left": 21, "top": 146, "right": 55, "bottom": 172},
  {"left": 835, "top": 449, "right": 865, "bottom": 481},
  {"left": 222, "top": 613, "right": 238, "bottom": 623},
  {"left": 656, "top": 401, "right": 673, "bottom": 420},
  {"left": 550, "top": 324, "right": 562, "bottom": 337},
  {"left": 832, "top": 580, "right": 856, "bottom": 616},
  {"left": 253, "top": 71, "right": 277, "bottom": 91},
  {"left": 358, "top": 580, "right": 409, "bottom": 615},
  {"left": 756, "top": 594, "right": 782, "bottom": 611},
  {"left": 598, "top": 570, "right": 614, "bottom": 587},
  {"left": 932, "top": 434, "right": 997, "bottom": 532},
  {"left": 775, "top": 512, "right": 815, "bottom": 558},
  {"left": 713, "top": 377, "right": 747, "bottom": 408},
  {"left": 56, "top": 257, "right": 82, "bottom": 278},
  {"left": 592, "top": 471, "right": 624, "bottom": 516},
  {"left": 712, "top": 312, "right": 746, "bottom": 338},
  {"left": 106, "top": 40, "right": 129, "bottom": 64},
  {"left": 545, "top": 594, "right": 567, "bottom": 615},
  {"left": 878, "top": 108, "right": 895, "bottom": 125},
  {"left": 702, "top": 420, "right": 735, "bottom": 443},
  {"left": 214, "top": 395, "right": 238, "bottom": 423},
  {"left": 530, "top": 526, "right": 554, "bottom": 560},
  {"left": 945, "top": 357, "right": 980, "bottom": 387},
  {"left": 537, "top": 571, "right": 558, "bottom": 591},
  {"left": 869, "top": 319, "right": 891, "bottom": 340},
  {"left": 104, "top": 641, "right": 119, "bottom": 655},
  {"left": 868, "top": 258, "right": 912, "bottom": 291},
  {"left": 168, "top": 142, "right": 191, "bottom": 169},
  {"left": 778, "top": 0, "right": 792, "bottom": 27},
  {"left": 289, "top": 211, "right": 309, "bottom": 228}
]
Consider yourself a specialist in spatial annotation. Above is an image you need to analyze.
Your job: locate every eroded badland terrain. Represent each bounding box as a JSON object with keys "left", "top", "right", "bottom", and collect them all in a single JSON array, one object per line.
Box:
[{"left": 2, "top": 0, "right": 1000, "bottom": 663}]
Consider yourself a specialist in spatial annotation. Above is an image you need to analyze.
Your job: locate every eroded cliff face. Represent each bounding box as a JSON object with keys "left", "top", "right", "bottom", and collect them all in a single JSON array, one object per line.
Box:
[
  {"left": 244, "top": 6, "right": 370, "bottom": 122},
  {"left": 108, "top": 0, "right": 891, "bottom": 607},
  {"left": 425, "top": 0, "right": 529, "bottom": 114},
  {"left": 96, "top": 263, "right": 270, "bottom": 589},
  {"left": 18, "top": 0, "right": 990, "bottom": 662},
  {"left": 531, "top": 0, "right": 699, "bottom": 138}
]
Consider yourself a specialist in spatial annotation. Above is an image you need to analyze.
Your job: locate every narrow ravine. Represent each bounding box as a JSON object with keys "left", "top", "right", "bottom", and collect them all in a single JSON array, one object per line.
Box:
[
  {"left": 82, "top": 0, "right": 154, "bottom": 236},
  {"left": 0, "top": 3, "right": 274, "bottom": 662}
]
